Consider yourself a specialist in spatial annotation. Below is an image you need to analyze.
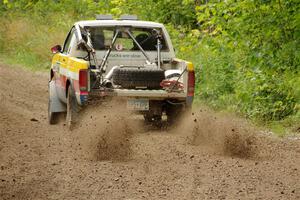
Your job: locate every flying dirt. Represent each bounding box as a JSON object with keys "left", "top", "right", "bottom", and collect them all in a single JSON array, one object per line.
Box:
[{"left": 0, "top": 64, "right": 299, "bottom": 199}]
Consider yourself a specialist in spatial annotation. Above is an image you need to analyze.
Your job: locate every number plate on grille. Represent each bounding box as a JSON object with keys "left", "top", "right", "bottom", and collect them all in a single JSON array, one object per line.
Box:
[{"left": 127, "top": 99, "right": 149, "bottom": 111}]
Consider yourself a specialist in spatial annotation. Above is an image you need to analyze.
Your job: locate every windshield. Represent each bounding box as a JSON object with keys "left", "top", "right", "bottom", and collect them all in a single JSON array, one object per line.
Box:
[{"left": 85, "top": 26, "right": 169, "bottom": 51}]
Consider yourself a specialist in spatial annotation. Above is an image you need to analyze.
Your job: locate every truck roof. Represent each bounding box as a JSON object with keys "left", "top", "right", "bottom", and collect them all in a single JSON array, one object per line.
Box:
[{"left": 75, "top": 20, "right": 164, "bottom": 28}]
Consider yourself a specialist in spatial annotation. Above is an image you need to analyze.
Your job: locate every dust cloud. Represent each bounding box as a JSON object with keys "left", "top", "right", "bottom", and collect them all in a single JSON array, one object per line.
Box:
[
  {"left": 175, "top": 108, "right": 262, "bottom": 159},
  {"left": 74, "top": 104, "right": 265, "bottom": 160},
  {"left": 72, "top": 100, "right": 140, "bottom": 162}
]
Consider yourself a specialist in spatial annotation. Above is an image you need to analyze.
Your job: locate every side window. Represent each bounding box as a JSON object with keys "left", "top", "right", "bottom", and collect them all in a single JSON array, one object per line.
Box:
[{"left": 63, "top": 28, "right": 74, "bottom": 54}]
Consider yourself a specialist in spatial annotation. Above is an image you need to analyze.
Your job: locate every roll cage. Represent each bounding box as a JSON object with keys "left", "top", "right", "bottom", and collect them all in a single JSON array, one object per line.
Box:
[{"left": 72, "top": 24, "right": 164, "bottom": 86}]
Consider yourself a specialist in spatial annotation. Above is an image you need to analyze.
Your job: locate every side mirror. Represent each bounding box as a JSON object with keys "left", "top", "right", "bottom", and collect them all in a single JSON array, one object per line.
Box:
[{"left": 51, "top": 45, "right": 62, "bottom": 54}]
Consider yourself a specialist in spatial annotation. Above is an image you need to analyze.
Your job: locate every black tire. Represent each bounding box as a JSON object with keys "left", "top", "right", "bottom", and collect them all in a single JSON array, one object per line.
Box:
[
  {"left": 66, "top": 85, "right": 80, "bottom": 130},
  {"left": 166, "top": 104, "right": 185, "bottom": 125},
  {"left": 144, "top": 113, "right": 162, "bottom": 127},
  {"left": 112, "top": 68, "right": 165, "bottom": 89},
  {"left": 144, "top": 114, "right": 162, "bottom": 123}
]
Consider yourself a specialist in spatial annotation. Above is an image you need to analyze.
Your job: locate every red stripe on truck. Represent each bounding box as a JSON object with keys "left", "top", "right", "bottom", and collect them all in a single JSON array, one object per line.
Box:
[{"left": 187, "top": 71, "right": 195, "bottom": 97}]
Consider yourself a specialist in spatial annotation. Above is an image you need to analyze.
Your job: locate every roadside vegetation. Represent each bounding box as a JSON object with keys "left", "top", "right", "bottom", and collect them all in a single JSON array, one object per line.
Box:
[{"left": 0, "top": 0, "right": 299, "bottom": 134}]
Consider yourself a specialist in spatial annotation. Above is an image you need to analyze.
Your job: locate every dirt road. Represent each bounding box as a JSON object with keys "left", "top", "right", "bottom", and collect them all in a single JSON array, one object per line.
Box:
[{"left": 0, "top": 64, "right": 299, "bottom": 200}]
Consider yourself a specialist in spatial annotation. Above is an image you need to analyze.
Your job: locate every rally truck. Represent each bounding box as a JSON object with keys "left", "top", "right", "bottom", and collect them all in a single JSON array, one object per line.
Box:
[{"left": 48, "top": 15, "right": 195, "bottom": 128}]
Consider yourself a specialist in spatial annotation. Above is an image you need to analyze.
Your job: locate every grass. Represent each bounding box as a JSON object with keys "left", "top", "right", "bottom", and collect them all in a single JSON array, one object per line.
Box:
[
  {"left": 0, "top": 15, "right": 67, "bottom": 71},
  {"left": 0, "top": 51, "right": 49, "bottom": 71},
  {"left": 194, "top": 98, "right": 300, "bottom": 137}
]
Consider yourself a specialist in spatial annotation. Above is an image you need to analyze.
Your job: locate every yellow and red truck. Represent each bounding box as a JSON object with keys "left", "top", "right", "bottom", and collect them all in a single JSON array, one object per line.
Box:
[{"left": 48, "top": 15, "right": 195, "bottom": 128}]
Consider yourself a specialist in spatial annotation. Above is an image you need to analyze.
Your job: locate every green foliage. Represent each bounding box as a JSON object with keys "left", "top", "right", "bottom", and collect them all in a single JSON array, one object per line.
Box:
[
  {"left": 110, "top": 0, "right": 197, "bottom": 27},
  {"left": 0, "top": 0, "right": 299, "bottom": 127},
  {"left": 165, "top": 0, "right": 299, "bottom": 124}
]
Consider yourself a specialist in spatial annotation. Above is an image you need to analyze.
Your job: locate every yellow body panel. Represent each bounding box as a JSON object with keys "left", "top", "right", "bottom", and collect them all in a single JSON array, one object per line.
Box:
[
  {"left": 51, "top": 54, "right": 60, "bottom": 65},
  {"left": 51, "top": 53, "right": 89, "bottom": 74},
  {"left": 172, "top": 58, "right": 194, "bottom": 71},
  {"left": 186, "top": 62, "right": 194, "bottom": 71},
  {"left": 68, "top": 57, "right": 89, "bottom": 73}
]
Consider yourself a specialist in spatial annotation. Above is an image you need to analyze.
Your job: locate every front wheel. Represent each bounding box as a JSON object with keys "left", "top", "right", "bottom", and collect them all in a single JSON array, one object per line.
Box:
[{"left": 66, "top": 85, "right": 80, "bottom": 130}]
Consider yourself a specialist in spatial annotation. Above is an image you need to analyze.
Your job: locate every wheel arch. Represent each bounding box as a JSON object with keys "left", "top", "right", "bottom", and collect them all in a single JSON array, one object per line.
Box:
[
  {"left": 50, "top": 69, "right": 54, "bottom": 81},
  {"left": 65, "top": 79, "right": 71, "bottom": 98}
]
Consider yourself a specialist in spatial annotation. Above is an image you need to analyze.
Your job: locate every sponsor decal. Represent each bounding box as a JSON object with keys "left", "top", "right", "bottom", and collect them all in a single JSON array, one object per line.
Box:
[
  {"left": 115, "top": 43, "right": 123, "bottom": 51},
  {"left": 109, "top": 53, "right": 142, "bottom": 58}
]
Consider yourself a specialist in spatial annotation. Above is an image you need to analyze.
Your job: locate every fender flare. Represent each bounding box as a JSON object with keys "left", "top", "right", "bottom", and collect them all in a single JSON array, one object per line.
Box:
[{"left": 49, "top": 80, "right": 67, "bottom": 113}]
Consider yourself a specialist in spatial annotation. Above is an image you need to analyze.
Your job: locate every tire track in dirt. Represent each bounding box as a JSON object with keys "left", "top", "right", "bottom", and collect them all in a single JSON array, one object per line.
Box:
[{"left": 0, "top": 64, "right": 300, "bottom": 200}]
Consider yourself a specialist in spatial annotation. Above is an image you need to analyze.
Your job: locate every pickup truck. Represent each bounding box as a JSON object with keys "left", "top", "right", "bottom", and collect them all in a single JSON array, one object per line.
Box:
[{"left": 48, "top": 15, "right": 195, "bottom": 129}]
